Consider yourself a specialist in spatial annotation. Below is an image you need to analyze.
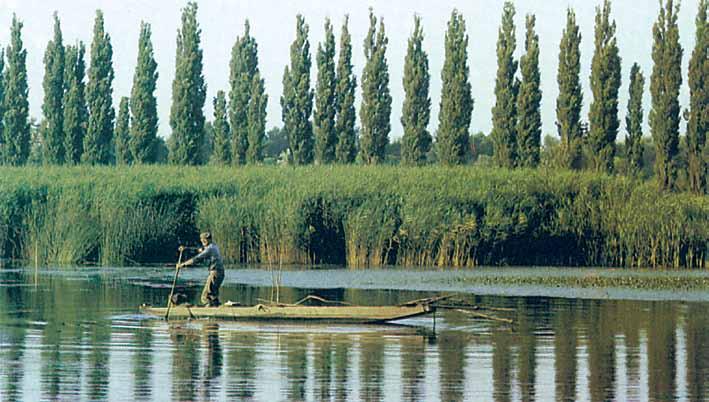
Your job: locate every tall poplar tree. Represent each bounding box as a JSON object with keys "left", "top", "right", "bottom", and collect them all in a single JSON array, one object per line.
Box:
[
  {"left": 0, "top": 52, "right": 4, "bottom": 163},
  {"left": 625, "top": 63, "right": 645, "bottom": 175},
  {"left": 517, "top": 14, "right": 542, "bottom": 168},
  {"left": 169, "top": 2, "right": 206, "bottom": 165},
  {"left": 588, "top": 0, "right": 622, "bottom": 174},
  {"left": 314, "top": 18, "right": 337, "bottom": 164},
  {"left": 63, "top": 43, "right": 87, "bottom": 165},
  {"left": 246, "top": 73, "right": 267, "bottom": 163},
  {"left": 556, "top": 9, "right": 583, "bottom": 170},
  {"left": 491, "top": 2, "right": 519, "bottom": 169},
  {"left": 650, "top": 0, "right": 683, "bottom": 191},
  {"left": 41, "top": 12, "right": 65, "bottom": 164},
  {"left": 229, "top": 21, "right": 259, "bottom": 165},
  {"left": 84, "top": 10, "right": 115, "bottom": 165},
  {"left": 211, "top": 90, "right": 230, "bottom": 165},
  {"left": 130, "top": 22, "right": 159, "bottom": 164},
  {"left": 114, "top": 96, "right": 131, "bottom": 165},
  {"left": 334, "top": 16, "right": 357, "bottom": 164},
  {"left": 2, "top": 15, "right": 30, "bottom": 165},
  {"left": 281, "top": 15, "right": 314, "bottom": 165},
  {"left": 401, "top": 15, "right": 431, "bottom": 166},
  {"left": 359, "top": 9, "right": 391, "bottom": 164},
  {"left": 687, "top": 0, "right": 707, "bottom": 194},
  {"left": 437, "top": 10, "right": 471, "bottom": 166}
]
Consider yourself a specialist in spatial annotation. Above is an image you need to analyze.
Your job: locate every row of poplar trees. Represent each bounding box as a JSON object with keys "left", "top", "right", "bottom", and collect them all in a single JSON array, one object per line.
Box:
[
  {"left": 0, "top": 1, "right": 705, "bottom": 193},
  {"left": 273, "top": 0, "right": 706, "bottom": 193},
  {"left": 0, "top": 10, "right": 158, "bottom": 165}
]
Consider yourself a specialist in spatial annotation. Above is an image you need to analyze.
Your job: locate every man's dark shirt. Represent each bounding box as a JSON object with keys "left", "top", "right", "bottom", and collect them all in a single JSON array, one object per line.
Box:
[{"left": 192, "top": 243, "right": 224, "bottom": 272}]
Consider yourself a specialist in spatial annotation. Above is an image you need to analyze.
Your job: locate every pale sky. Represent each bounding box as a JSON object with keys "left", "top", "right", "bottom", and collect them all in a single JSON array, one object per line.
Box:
[{"left": 0, "top": 0, "right": 702, "bottom": 140}]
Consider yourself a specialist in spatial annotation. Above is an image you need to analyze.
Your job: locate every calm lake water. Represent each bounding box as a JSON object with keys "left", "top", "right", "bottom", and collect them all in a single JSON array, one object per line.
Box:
[{"left": 0, "top": 266, "right": 707, "bottom": 402}]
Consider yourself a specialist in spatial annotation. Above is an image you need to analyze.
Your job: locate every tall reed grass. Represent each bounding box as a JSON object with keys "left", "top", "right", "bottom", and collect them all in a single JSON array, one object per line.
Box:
[{"left": 0, "top": 165, "right": 705, "bottom": 269}]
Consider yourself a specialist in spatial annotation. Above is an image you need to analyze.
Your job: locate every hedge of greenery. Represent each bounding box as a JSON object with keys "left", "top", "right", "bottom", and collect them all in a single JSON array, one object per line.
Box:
[{"left": 0, "top": 165, "right": 706, "bottom": 268}]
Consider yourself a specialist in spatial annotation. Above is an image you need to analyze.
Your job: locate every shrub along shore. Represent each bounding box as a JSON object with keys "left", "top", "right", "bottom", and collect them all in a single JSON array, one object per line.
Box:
[{"left": 0, "top": 166, "right": 706, "bottom": 269}]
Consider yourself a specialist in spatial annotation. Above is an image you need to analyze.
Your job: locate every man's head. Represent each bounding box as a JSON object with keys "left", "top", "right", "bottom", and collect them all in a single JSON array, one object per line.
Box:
[{"left": 200, "top": 231, "right": 212, "bottom": 246}]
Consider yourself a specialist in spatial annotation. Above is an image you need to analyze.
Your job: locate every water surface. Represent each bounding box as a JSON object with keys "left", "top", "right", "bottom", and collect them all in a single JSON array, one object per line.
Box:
[{"left": 0, "top": 266, "right": 707, "bottom": 401}]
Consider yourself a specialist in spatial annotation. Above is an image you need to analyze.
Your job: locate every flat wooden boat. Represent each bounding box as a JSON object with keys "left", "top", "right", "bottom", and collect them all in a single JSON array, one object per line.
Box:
[{"left": 140, "top": 302, "right": 434, "bottom": 324}]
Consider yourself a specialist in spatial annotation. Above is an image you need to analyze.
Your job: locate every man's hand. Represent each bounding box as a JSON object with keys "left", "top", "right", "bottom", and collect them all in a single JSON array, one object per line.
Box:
[{"left": 178, "top": 245, "right": 185, "bottom": 252}]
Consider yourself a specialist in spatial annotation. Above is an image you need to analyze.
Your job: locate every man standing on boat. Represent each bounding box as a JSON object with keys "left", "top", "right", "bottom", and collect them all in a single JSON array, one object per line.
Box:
[{"left": 177, "top": 232, "right": 225, "bottom": 307}]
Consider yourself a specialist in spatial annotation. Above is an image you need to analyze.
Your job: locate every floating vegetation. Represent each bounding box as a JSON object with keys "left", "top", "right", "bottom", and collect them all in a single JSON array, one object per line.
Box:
[{"left": 447, "top": 272, "right": 709, "bottom": 291}]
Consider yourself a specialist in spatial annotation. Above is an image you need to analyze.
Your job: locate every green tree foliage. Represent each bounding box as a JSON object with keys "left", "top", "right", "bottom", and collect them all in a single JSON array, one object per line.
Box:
[
  {"left": 83, "top": 10, "right": 115, "bottom": 165},
  {"left": 491, "top": 2, "right": 519, "bottom": 169},
  {"left": 281, "top": 15, "right": 314, "bottom": 165},
  {"left": 470, "top": 132, "right": 494, "bottom": 162},
  {"left": 625, "top": 63, "right": 645, "bottom": 175},
  {"left": 517, "top": 15, "right": 542, "bottom": 168},
  {"left": 265, "top": 126, "right": 289, "bottom": 160},
  {"left": 169, "top": 2, "right": 206, "bottom": 165},
  {"left": 588, "top": 0, "right": 622, "bottom": 174},
  {"left": 650, "top": 0, "right": 683, "bottom": 191},
  {"left": 359, "top": 9, "right": 391, "bottom": 164},
  {"left": 2, "top": 15, "right": 30, "bottom": 166},
  {"left": 211, "top": 90, "right": 230, "bottom": 165},
  {"left": 247, "top": 73, "right": 267, "bottom": 163},
  {"left": 687, "top": 0, "right": 707, "bottom": 193},
  {"left": 556, "top": 9, "right": 583, "bottom": 170},
  {"left": 401, "top": 15, "right": 431, "bottom": 166},
  {"left": 314, "top": 18, "right": 337, "bottom": 164},
  {"left": 229, "top": 21, "right": 259, "bottom": 165},
  {"left": 114, "top": 97, "right": 131, "bottom": 165},
  {"left": 0, "top": 52, "right": 4, "bottom": 162},
  {"left": 334, "top": 16, "right": 357, "bottom": 164},
  {"left": 41, "top": 13, "right": 65, "bottom": 164},
  {"left": 130, "top": 22, "right": 159, "bottom": 164},
  {"left": 437, "top": 10, "right": 471, "bottom": 166},
  {"left": 63, "top": 43, "right": 87, "bottom": 165}
]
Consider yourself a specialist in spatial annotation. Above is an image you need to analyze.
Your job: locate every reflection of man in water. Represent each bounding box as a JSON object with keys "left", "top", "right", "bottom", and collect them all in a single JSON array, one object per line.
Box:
[
  {"left": 177, "top": 232, "right": 225, "bottom": 307},
  {"left": 200, "top": 323, "right": 223, "bottom": 401},
  {"left": 167, "top": 323, "right": 224, "bottom": 400}
]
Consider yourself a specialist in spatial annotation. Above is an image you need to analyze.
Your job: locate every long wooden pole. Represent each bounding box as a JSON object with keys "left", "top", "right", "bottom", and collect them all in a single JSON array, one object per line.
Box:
[{"left": 165, "top": 248, "right": 184, "bottom": 320}]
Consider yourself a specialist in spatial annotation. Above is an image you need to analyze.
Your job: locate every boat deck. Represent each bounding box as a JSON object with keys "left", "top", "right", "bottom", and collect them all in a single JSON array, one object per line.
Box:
[{"left": 140, "top": 303, "right": 434, "bottom": 324}]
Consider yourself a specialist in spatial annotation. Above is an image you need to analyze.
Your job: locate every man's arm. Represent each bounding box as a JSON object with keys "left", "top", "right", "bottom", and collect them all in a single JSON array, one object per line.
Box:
[{"left": 178, "top": 245, "right": 212, "bottom": 269}]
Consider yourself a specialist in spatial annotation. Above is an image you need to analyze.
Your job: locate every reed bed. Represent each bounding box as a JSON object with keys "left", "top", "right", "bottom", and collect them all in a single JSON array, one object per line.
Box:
[{"left": 0, "top": 165, "right": 705, "bottom": 269}]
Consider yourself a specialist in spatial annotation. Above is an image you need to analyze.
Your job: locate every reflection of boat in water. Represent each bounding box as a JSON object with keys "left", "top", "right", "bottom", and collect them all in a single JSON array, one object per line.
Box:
[{"left": 140, "top": 302, "right": 435, "bottom": 324}]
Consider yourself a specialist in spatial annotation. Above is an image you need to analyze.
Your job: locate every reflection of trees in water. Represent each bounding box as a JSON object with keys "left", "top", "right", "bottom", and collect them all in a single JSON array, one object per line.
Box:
[
  {"left": 686, "top": 303, "right": 708, "bottom": 401},
  {"left": 400, "top": 335, "right": 426, "bottom": 401},
  {"left": 359, "top": 335, "right": 385, "bottom": 402},
  {"left": 3, "top": 325, "right": 25, "bottom": 402},
  {"left": 619, "top": 300, "right": 644, "bottom": 402},
  {"left": 647, "top": 302, "right": 677, "bottom": 401},
  {"left": 284, "top": 333, "right": 308, "bottom": 400},
  {"left": 492, "top": 327, "right": 513, "bottom": 402},
  {"left": 553, "top": 299, "right": 578, "bottom": 402},
  {"left": 333, "top": 336, "right": 350, "bottom": 401},
  {"left": 586, "top": 300, "right": 616, "bottom": 402},
  {"left": 132, "top": 321, "right": 153, "bottom": 401},
  {"left": 199, "top": 323, "right": 223, "bottom": 401},
  {"left": 87, "top": 322, "right": 111, "bottom": 400},
  {"left": 170, "top": 326, "right": 200, "bottom": 401},
  {"left": 226, "top": 332, "right": 258, "bottom": 399},
  {"left": 516, "top": 299, "right": 538, "bottom": 402},
  {"left": 312, "top": 334, "right": 334, "bottom": 400},
  {"left": 438, "top": 331, "right": 467, "bottom": 402},
  {"left": 1, "top": 279, "right": 31, "bottom": 400},
  {"left": 41, "top": 322, "right": 84, "bottom": 400}
]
